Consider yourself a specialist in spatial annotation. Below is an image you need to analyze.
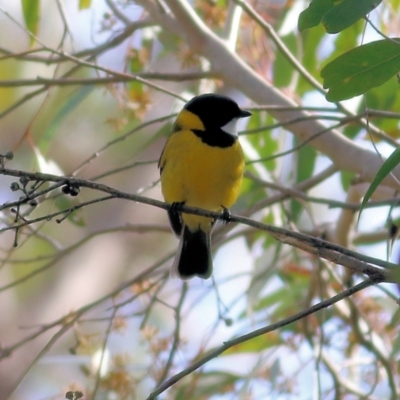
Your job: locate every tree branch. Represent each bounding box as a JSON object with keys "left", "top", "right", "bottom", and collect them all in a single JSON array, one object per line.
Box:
[
  {"left": 150, "top": 0, "right": 400, "bottom": 187},
  {"left": 0, "top": 72, "right": 215, "bottom": 87},
  {"left": 146, "top": 279, "right": 377, "bottom": 399},
  {"left": 0, "top": 168, "right": 393, "bottom": 281}
]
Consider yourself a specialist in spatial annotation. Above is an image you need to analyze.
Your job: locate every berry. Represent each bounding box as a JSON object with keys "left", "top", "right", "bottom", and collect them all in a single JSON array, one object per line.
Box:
[
  {"left": 19, "top": 176, "right": 29, "bottom": 186},
  {"left": 62, "top": 185, "right": 70, "bottom": 194},
  {"left": 29, "top": 199, "right": 38, "bottom": 207},
  {"left": 10, "top": 182, "right": 19, "bottom": 191},
  {"left": 70, "top": 186, "right": 80, "bottom": 197}
]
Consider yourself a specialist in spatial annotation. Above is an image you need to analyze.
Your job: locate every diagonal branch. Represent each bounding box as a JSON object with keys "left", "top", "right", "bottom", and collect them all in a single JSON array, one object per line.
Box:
[
  {"left": 146, "top": 279, "right": 377, "bottom": 399},
  {"left": 145, "top": 0, "right": 400, "bottom": 188},
  {"left": 0, "top": 168, "right": 393, "bottom": 281}
]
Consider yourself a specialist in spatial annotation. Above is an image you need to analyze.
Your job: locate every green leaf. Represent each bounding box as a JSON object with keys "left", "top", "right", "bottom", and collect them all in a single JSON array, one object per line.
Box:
[
  {"left": 174, "top": 371, "right": 241, "bottom": 400},
  {"left": 298, "top": 0, "right": 382, "bottom": 33},
  {"left": 359, "top": 147, "right": 400, "bottom": 220},
  {"left": 21, "top": 0, "right": 40, "bottom": 46},
  {"left": 224, "top": 334, "right": 281, "bottom": 355},
  {"left": 274, "top": 33, "right": 297, "bottom": 88},
  {"left": 291, "top": 141, "right": 317, "bottom": 221},
  {"left": 297, "top": 25, "right": 325, "bottom": 95},
  {"left": 240, "top": 287, "right": 286, "bottom": 319},
  {"left": 364, "top": 77, "right": 400, "bottom": 139},
  {"left": 11, "top": 237, "right": 56, "bottom": 298},
  {"left": 340, "top": 170, "right": 355, "bottom": 192},
  {"left": 298, "top": 0, "right": 336, "bottom": 31},
  {"left": 391, "top": 315, "right": 400, "bottom": 355},
  {"left": 79, "top": 0, "right": 91, "bottom": 9},
  {"left": 322, "top": 0, "right": 382, "bottom": 34},
  {"left": 297, "top": 143, "right": 317, "bottom": 180},
  {"left": 244, "top": 112, "right": 279, "bottom": 172},
  {"left": 39, "top": 86, "right": 94, "bottom": 153},
  {"left": 331, "top": 20, "right": 363, "bottom": 59},
  {"left": 54, "top": 195, "right": 85, "bottom": 227},
  {"left": 321, "top": 39, "right": 400, "bottom": 101},
  {"left": 343, "top": 123, "right": 362, "bottom": 140}
]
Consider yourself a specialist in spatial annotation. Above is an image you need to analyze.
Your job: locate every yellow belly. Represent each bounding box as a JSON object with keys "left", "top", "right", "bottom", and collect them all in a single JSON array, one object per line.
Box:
[{"left": 160, "top": 129, "right": 244, "bottom": 231}]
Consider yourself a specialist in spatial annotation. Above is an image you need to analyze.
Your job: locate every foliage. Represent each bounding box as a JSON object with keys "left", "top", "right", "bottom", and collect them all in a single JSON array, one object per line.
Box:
[{"left": 0, "top": 0, "right": 399, "bottom": 399}]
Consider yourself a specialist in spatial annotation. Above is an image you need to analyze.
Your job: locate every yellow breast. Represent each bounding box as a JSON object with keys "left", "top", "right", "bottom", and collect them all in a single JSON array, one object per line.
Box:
[{"left": 160, "top": 129, "right": 244, "bottom": 231}]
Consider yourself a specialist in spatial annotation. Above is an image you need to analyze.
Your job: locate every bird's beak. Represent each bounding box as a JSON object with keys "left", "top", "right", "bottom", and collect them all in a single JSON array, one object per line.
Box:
[{"left": 239, "top": 110, "right": 252, "bottom": 118}]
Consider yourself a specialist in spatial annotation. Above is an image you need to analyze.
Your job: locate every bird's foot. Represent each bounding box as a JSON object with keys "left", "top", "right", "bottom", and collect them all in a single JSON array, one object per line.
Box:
[
  {"left": 221, "top": 206, "right": 231, "bottom": 225},
  {"left": 171, "top": 201, "right": 185, "bottom": 212}
]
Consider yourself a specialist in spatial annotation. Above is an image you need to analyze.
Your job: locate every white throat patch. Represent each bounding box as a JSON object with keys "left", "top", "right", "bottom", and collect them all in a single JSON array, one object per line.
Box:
[{"left": 221, "top": 118, "right": 238, "bottom": 136}]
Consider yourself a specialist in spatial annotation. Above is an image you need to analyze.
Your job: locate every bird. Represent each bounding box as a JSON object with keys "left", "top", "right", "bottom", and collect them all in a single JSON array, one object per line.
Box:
[{"left": 159, "top": 93, "right": 251, "bottom": 280}]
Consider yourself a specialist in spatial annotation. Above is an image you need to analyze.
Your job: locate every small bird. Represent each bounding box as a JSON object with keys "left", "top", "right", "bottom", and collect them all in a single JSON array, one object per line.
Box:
[{"left": 159, "top": 93, "right": 251, "bottom": 280}]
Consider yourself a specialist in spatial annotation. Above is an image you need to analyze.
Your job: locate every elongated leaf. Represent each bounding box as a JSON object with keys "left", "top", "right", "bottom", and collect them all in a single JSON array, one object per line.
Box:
[
  {"left": 239, "top": 287, "right": 285, "bottom": 319},
  {"left": 291, "top": 141, "right": 317, "bottom": 222},
  {"left": 359, "top": 147, "right": 400, "bottom": 220},
  {"left": 54, "top": 195, "right": 85, "bottom": 227},
  {"left": 297, "top": 25, "right": 325, "bottom": 94},
  {"left": 39, "top": 86, "right": 94, "bottom": 153},
  {"left": 364, "top": 77, "right": 400, "bottom": 139},
  {"left": 79, "top": 0, "right": 91, "bottom": 9},
  {"left": 299, "top": 0, "right": 382, "bottom": 33},
  {"left": 21, "top": 0, "right": 40, "bottom": 46},
  {"left": 224, "top": 333, "right": 281, "bottom": 354},
  {"left": 274, "top": 33, "right": 297, "bottom": 88},
  {"left": 340, "top": 170, "right": 355, "bottom": 192},
  {"left": 298, "top": 0, "right": 336, "bottom": 31},
  {"left": 175, "top": 371, "right": 241, "bottom": 400},
  {"left": 321, "top": 39, "right": 400, "bottom": 101},
  {"left": 322, "top": 0, "right": 382, "bottom": 34}
]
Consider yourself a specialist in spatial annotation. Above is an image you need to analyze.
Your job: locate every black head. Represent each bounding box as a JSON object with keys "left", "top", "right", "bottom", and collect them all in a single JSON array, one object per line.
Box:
[{"left": 184, "top": 93, "right": 251, "bottom": 130}]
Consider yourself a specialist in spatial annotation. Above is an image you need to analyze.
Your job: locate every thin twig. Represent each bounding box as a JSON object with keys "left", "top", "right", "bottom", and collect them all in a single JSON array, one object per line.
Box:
[
  {"left": 155, "top": 282, "right": 187, "bottom": 385},
  {"left": 0, "top": 72, "right": 215, "bottom": 87},
  {"left": 0, "top": 167, "right": 394, "bottom": 277},
  {"left": 146, "top": 279, "right": 378, "bottom": 399},
  {"left": 1, "top": 252, "right": 173, "bottom": 361}
]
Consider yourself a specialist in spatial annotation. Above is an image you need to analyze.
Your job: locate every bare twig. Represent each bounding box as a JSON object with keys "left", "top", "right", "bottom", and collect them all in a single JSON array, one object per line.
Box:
[
  {"left": 147, "top": 279, "right": 377, "bottom": 399},
  {"left": 0, "top": 167, "right": 394, "bottom": 279},
  {"left": 155, "top": 282, "right": 187, "bottom": 385},
  {"left": 0, "top": 72, "right": 215, "bottom": 87},
  {"left": 156, "top": 0, "right": 400, "bottom": 184}
]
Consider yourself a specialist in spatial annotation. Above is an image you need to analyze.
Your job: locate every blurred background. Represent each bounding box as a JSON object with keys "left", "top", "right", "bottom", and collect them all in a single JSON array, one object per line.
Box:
[{"left": 0, "top": 1, "right": 399, "bottom": 399}]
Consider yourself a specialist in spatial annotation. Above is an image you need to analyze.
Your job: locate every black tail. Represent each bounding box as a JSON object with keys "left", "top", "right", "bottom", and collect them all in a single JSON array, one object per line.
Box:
[{"left": 172, "top": 225, "right": 212, "bottom": 280}]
